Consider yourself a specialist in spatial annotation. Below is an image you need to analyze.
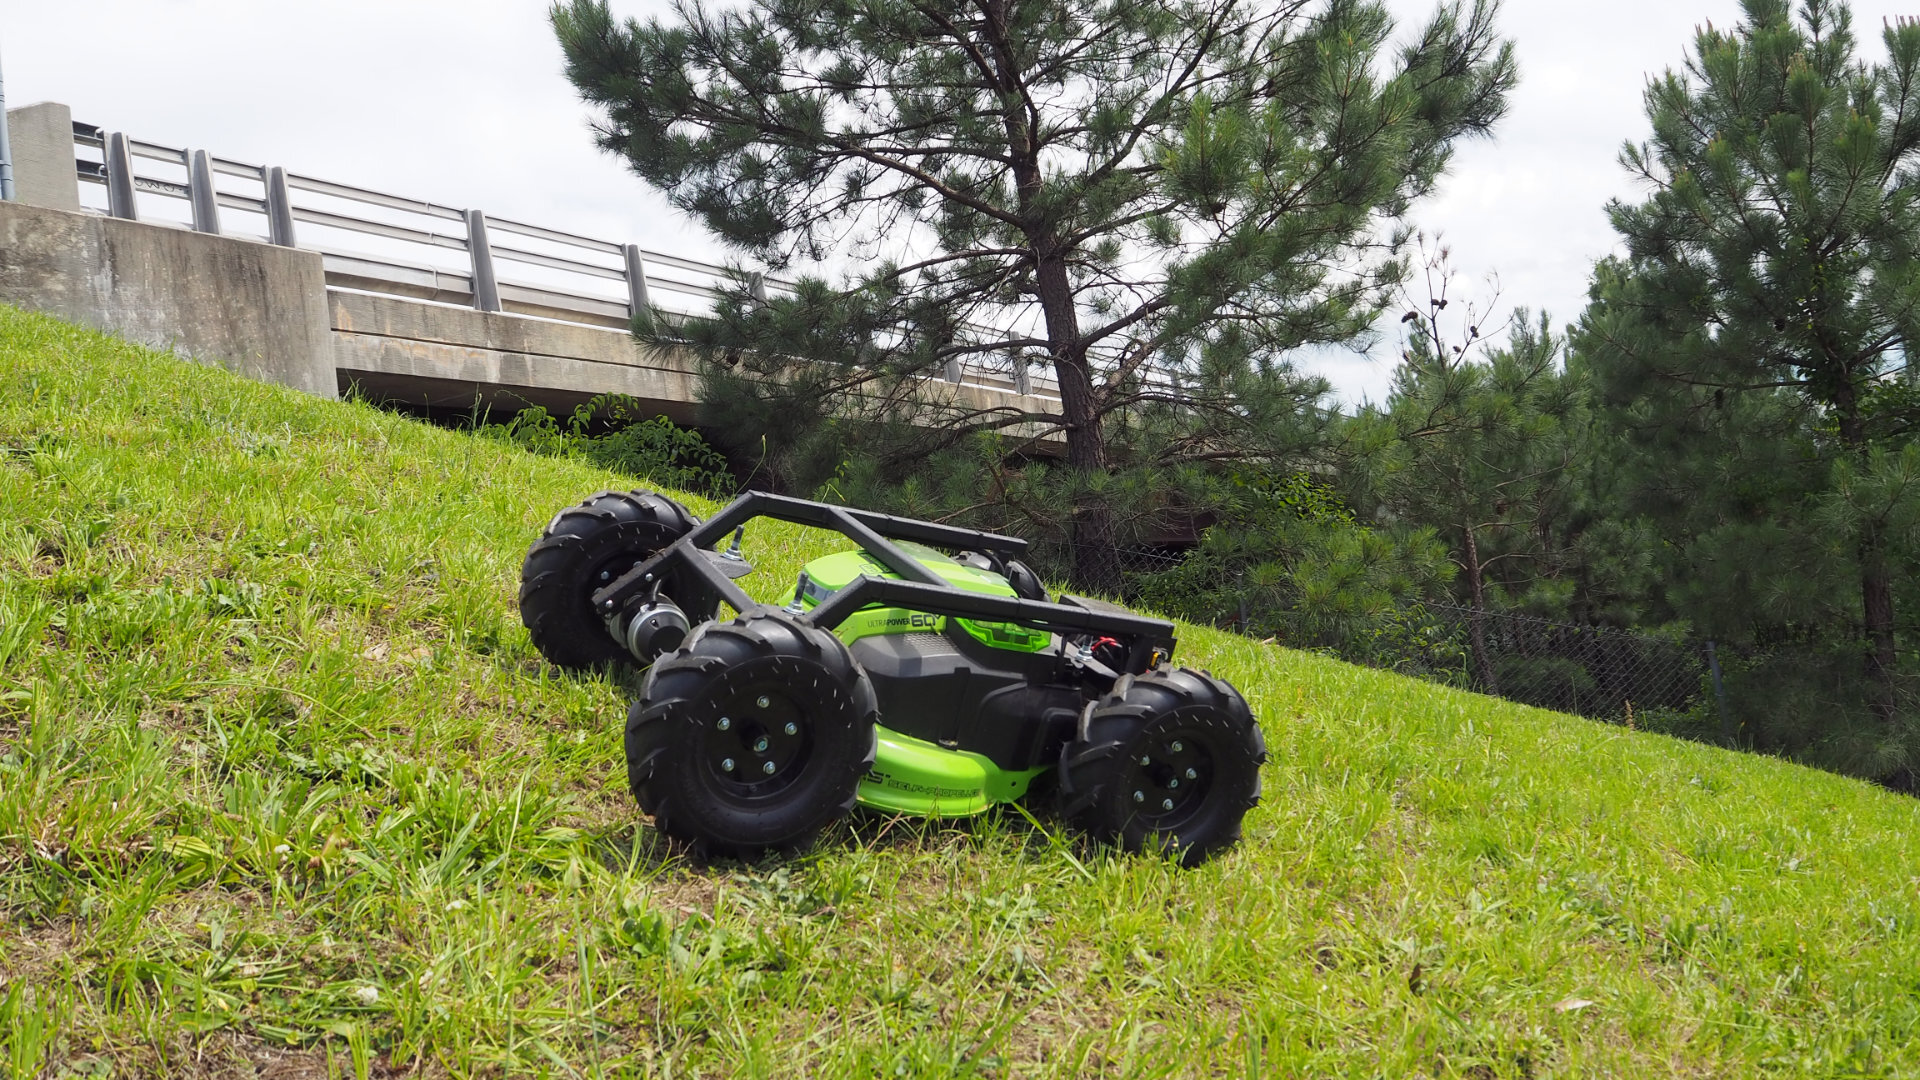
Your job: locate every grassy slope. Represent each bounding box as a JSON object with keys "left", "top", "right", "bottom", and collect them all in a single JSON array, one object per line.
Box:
[{"left": 1, "top": 304, "right": 1917, "bottom": 1079}]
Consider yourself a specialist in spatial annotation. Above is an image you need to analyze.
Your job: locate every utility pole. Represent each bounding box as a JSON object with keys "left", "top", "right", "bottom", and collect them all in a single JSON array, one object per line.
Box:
[{"left": 0, "top": 42, "right": 15, "bottom": 201}]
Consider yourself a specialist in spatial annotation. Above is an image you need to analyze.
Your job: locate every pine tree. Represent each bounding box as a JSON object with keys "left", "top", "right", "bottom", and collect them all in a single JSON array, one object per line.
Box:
[
  {"left": 1578, "top": 0, "right": 1920, "bottom": 767},
  {"left": 1350, "top": 280, "right": 1588, "bottom": 694},
  {"left": 551, "top": 0, "right": 1515, "bottom": 589}
]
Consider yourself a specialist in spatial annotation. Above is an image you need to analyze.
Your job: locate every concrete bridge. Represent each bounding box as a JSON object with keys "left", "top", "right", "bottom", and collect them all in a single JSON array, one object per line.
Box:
[{"left": 0, "top": 100, "right": 1064, "bottom": 437}]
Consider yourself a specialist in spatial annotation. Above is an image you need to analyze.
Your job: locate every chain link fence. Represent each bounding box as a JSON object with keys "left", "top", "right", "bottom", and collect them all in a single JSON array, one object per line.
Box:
[
  {"left": 1090, "top": 547, "right": 1716, "bottom": 727},
  {"left": 1415, "top": 601, "right": 1711, "bottom": 722},
  {"left": 994, "top": 533, "right": 1719, "bottom": 728}
]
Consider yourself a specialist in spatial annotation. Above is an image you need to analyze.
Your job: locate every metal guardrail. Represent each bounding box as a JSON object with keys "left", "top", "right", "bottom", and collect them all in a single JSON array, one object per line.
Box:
[{"left": 67, "top": 120, "right": 1055, "bottom": 402}]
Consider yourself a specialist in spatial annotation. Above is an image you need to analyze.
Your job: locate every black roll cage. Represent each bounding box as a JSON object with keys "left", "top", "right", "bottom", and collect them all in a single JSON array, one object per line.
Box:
[{"left": 591, "top": 492, "right": 1177, "bottom": 673}]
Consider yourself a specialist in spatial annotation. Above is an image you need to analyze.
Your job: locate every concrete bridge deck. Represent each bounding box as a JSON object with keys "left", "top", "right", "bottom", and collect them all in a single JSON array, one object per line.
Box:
[{"left": 0, "top": 100, "right": 1066, "bottom": 446}]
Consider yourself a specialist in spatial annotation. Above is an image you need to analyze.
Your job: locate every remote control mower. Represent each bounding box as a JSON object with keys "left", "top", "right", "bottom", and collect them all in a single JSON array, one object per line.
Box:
[{"left": 519, "top": 490, "right": 1264, "bottom": 865}]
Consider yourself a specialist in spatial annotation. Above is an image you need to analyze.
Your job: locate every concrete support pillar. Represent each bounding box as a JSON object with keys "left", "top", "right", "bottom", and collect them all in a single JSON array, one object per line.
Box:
[{"left": 3, "top": 101, "right": 79, "bottom": 211}]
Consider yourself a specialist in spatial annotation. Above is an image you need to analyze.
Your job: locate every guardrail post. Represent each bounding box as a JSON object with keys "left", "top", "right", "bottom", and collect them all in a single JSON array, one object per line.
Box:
[
  {"left": 623, "top": 244, "right": 651, "bottom": 325},
  {"left": 264, "top": 166, "right": 296, "bottom": 246},
  {"left": 187, "top": 149, "right": 220, "bottom": 234},
  {"left": 104, "top": 131, "right": 137, "bottom": 220},
  {"left": 466, "top": 209, "right": 502, "bottom": 312}
]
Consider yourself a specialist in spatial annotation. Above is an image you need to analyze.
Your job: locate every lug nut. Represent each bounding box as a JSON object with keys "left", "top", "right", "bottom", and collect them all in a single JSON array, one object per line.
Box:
[
  {"left": 756, "top": 695, "right": 771, "bottom": 708},
  {"left": 1170, "top": 741, "right": 1184, "bottom": 753},
  {"left": 762, "top": 760, "right": 777, "bottom": 774},
  {"left": 1133, "top": 790, "right": 1145, "bottom": 803},
  {"left": 721, "top": 758, "right": 735, "bottom": 771},
  {"left": 1168, "top": 778, "right": 1179, "bottom": 789},
  {"left": 1186, "top": 767, "right": 1198, "bottom": 780},
  {"left": 753, "top": 737, "right": 770, "bottom": 753},
  {"left": 599, "top": 571, "right": 611, "bottom": 581},
  {"left": 784, "top": 722, "right": 798, "bottom": 735},
  {"left": 717, "top": 717, "right": 731, "bottom": 731},
  {"left": 1139, "top": 755, "right": 1152, "bottom": 766},
  {"left": 1162, "top": 798, "right": 1175, "bottom": 811}
]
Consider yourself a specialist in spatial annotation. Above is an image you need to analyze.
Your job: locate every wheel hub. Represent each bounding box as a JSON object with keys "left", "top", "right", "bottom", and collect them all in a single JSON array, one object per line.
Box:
[
  {"left": 1125, "top": 730, "right": 1212, "bottom": 827},
  {"left": 703, "top": 683, "right": 813, "bottom": 798}
]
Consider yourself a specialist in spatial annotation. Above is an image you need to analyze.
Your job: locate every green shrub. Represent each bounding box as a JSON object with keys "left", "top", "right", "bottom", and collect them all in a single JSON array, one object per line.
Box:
[{"left": 476, "top": 393, "right": 735, "bottom": 499}]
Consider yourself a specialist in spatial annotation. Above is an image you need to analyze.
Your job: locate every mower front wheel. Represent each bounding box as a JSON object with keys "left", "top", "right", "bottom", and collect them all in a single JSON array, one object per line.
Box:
[
  {"left": 626, "top": 609, "right": 878, "bottom": 858},
  {"left": 518, "top": 490, "right": 699, "bottom": 669},
  {"left": 1057, "top": 667, "right": 1265, "bottom": 866}
]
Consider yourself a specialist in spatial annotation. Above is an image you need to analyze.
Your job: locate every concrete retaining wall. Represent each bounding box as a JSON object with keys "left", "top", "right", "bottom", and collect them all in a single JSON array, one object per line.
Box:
[{"left": 0, "top": 199, "right": 338, "bottom": 398}]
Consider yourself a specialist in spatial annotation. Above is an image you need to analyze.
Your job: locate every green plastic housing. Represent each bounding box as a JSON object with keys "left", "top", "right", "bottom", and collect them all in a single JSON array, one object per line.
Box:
[
  {"left": 793, "top": 543, "right": 1051, "bottom": 651},
  {"left": 790, "top": 542, "right": 1054, "bottom": 816},
  {"left": 858, "top": 729, "right": 1048, "bottom": 816}
]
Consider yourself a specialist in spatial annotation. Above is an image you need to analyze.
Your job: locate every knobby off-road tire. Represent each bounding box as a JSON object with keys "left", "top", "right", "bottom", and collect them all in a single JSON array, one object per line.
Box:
[
  {"left": 1057, "top": 667, "right": 1265, "bottom": 867},
  {"left": 518, "top": 490, "right": 698, "bottom": 670},
  {"left": 626, "top": 609, "right": 879, "bottom": 859}
]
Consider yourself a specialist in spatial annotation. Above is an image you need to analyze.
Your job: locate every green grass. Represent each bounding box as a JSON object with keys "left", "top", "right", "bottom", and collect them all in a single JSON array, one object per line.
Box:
[{"left": 2, "top": 304, "right": 1919, "bottom": 1078}]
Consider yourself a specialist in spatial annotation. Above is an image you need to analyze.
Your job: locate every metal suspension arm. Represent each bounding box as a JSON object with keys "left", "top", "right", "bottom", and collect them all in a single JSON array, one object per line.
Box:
[
  {"left": 805, "top": 576, "right": 1176, "bottom": 673},
  {"left": 594, "top": 491, "right": 1031, "bottom": 616}
]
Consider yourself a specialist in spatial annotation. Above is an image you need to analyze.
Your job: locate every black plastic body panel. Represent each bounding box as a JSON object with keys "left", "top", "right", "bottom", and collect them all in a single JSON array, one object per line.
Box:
[{"left": 851, "top": 630, "right": 1087, "bottom": 771}]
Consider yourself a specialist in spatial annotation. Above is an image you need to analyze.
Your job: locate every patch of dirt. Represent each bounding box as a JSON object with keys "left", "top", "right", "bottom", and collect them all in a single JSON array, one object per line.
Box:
[
  {"left": 251, "top": 1047, "right": 333, "bottom": 1080},
  {"left": 640, "top": 862, "right": 725, "bottom": 919},
  {"left": 0, "top": 918, "right": 74, "bottom": 984}
]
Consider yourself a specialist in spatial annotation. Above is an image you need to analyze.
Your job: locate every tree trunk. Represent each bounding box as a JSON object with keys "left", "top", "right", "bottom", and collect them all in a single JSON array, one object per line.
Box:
[
  {"left": 1054, "top": 336, "right": 1121, "bottom": 595},
  {"left": 1862, "top": 522, "right": 1898, "bottom": 724},
  {"left": 977, "top": 0, "right": 1120, "bottom": 594},
  {"left": 1835, "top": 378, "right": 1898, "bottom": 724},
  {"left": 1034, "top": 245, "right": 1120, "bottom": 593},
  {"left": 1463, "top": 524, "right": 1500, "bottom": 695}
]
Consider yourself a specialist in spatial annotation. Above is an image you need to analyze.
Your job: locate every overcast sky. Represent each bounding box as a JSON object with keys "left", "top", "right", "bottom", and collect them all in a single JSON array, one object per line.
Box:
[{"left": 8, "top": 1, "right": 1917, "bottom": 403}]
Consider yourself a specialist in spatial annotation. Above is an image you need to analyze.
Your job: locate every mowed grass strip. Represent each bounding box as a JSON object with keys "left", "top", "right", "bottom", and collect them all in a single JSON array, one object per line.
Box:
[{"left": 1, "top": 303, "right": 1918, "bottom": 1078}]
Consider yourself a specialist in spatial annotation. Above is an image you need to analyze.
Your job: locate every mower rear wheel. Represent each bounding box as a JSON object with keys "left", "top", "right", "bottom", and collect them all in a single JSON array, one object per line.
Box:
[
  {"left": 518, "top": 490, "right": 698, "bottom": 669},
  {"left": 1057, "top": 667, "right": 1264, "bottom": 866},
  {"left": 626, "top": 609, "right": 878, "bottom": 858}
]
